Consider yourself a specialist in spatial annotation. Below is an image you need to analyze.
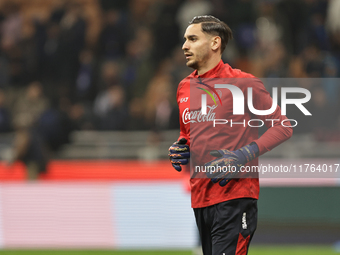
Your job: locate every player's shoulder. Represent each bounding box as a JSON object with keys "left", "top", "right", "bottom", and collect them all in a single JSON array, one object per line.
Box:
[
  {"left": 222, "top": 63, "right": 264, "bottom": 88},
  {"left": 177, "top": 71, "right": 195, "bottom": 91},
  {"left": 222, "top": 63, "right": 255, "bottom": 78}
]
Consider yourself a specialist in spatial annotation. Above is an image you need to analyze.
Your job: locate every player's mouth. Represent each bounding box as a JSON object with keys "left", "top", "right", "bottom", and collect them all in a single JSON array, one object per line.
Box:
[{"left": 184, "top": 52, "right": 193, "bottom": 59}]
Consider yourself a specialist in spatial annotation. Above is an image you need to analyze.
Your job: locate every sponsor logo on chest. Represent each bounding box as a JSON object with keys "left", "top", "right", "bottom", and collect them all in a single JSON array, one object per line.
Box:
[{"left": 182, "top": 105, "right": 217, "bottom": 124}]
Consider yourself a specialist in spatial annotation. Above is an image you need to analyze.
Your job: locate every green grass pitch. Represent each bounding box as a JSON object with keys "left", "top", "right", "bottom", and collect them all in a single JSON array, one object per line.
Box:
[{"left": 0, "top": 245, "right": 339, "bottom": 255}]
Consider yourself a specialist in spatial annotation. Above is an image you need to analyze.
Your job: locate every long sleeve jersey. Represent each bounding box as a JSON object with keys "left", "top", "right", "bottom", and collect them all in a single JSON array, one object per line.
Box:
[{"left": 177, "top": 60, "right": 293, "bottom": 208}]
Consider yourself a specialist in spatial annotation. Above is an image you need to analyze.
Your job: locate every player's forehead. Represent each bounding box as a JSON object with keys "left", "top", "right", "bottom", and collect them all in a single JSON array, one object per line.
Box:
[{"left": 184, "top": 23, "right": 205, "bottom": 38}]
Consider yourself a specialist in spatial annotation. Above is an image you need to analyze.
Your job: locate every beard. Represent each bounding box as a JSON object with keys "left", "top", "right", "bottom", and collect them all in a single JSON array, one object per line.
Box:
[
  {"left": 185, "top": 49, "right": 209, "bottom": 70},
  {"left": 186, "top": 58, "right": 199, "bottom": 70}
]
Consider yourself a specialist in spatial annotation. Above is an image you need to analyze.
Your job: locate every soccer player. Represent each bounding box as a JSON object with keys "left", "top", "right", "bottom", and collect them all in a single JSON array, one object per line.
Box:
[{"left": 169, "top": 16, "right": 293, "bottom": 255}]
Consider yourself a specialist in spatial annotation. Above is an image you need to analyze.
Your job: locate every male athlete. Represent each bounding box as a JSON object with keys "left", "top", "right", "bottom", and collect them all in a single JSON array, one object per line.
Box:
[{"left": 169, "top": 16, "right": 293, "bottom": 255}]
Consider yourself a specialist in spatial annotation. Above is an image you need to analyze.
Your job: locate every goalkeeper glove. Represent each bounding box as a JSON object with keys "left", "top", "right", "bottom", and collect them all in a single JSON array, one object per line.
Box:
[
  {"left": 168, "top": 138, "right": 190, "bottom": 172},
  {"left": 205, "top": 142, "right": 259, "bottom": 186}
]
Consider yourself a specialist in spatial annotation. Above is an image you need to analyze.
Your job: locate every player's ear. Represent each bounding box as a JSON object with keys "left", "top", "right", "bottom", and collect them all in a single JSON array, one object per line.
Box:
[{"left": 211, "top": 36, "right": 221, "bottom": 52}]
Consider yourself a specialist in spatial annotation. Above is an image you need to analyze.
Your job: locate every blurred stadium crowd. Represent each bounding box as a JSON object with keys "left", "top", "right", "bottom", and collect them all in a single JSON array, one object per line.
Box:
[{"left": 0, "top": 0, "right": 339, "bottom": 153}]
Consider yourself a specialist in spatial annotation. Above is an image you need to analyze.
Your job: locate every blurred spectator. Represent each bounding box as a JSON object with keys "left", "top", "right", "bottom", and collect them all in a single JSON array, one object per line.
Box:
[
  {"left": 326, "top": 0, "right": 340, "bottom": 65},
  {"left": 93, "top": 59, "right": 129, "bottom": 129},
  {"left": 253, "top": 42, "right": 288, "bottom": 78},
  {"left": 301, "top": 44, "right": 325, "bottom": 77},
  {"left": 176, "top": 0, "right": 213, "bottom": 37},
  {"left": 0, "top": 88, "right": 11, "bottom": 132},
  {"left": 75, "top": 48, "right": 95, "bottom": 101},
  {"left": 217, "top": 0, "right": 257, "bottom": 54},
  {"left": 58, "top": 2, "right": 86, "bottom": 90},
  {"left": 9, "top": 81, "right": 50, "bottom": 180},
  {"left": 96, "top": 10, "right": 128, "bottom": 60},
  {"left": 121, "top": 26, "right": 155, "bottom": 100},
  {"left": 326, "top": 0, "right": 340, "bottom": 35},
  {"left": 144, "top": 71, "right": 178, "bottom": 130},
  {"left": 214, "top": 0, "right": 257, "bottom": 29},
  {"left": 150, "top": 0, "right": 181, "bottom": 63},
  {"left": 127, "top": 97, "right": 148, "bottom": 130},
  {"left": 69, "top": 102, "right": 95, "bottom": 130},
  {"left": 93, "top": 85, "right": 128, "bottom": 130},
  {"left": 128, "top": 0, "right": 154, "bottom": 28},
  {"left": 0, "top": 1, "right": 27, "bottom": 87},
  {"left": 0, "top": 53, "right": 9, "bottom": 88},
  {"left": 37, "top": 20, "right": 62, "bottom": 89},
  {"left": 276, "top": 0, "right": 309, "bottom": 55},
  {"left": 12, "top": 81, "right": 49, "bottom": 129},
  {"left": 96, "top": 60, "right": 121, "bottom": 92},
  {"left": 0, "top": 1, "right": 22, "bottom": 52}
]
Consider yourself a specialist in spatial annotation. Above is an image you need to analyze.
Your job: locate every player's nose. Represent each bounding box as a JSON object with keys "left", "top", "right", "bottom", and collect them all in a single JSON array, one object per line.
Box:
[{"left": 182, "top": 40, "right": 189, "bottom": 51}]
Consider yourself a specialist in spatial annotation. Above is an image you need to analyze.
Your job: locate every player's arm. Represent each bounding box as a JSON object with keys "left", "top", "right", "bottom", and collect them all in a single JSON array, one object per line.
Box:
[
  {"left": 205, "top": 80, "right": 293, "bottom": 186},
  {"left": 251, "top": 81, "right": 293, "bottom": 155},
  {"left": 168, "top": 82, "right": 190, "bottom": 172}
]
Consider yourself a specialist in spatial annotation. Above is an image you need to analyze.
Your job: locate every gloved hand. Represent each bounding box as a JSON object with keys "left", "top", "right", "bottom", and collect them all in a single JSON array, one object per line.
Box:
[
  {"left": 205, "top": 143, "right": 259, "bottom": 186},
  {"left": 168, "top": 138, "right": 190, "bottom": 172}
]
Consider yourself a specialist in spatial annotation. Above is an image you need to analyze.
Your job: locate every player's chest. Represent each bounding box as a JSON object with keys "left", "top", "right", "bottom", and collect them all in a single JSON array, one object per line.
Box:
[{"left": 178, "top": 87, "right": 247, "bottom": 126}]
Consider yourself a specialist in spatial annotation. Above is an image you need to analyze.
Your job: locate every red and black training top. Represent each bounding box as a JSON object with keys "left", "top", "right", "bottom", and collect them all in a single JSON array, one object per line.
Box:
[{"left": 176, "top": 60, "right": 293, "bottom": 208}]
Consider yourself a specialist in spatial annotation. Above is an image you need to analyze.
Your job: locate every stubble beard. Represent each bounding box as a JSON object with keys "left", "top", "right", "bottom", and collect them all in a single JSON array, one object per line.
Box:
[
  {"left": 186, "top": 50, "right": 208, "bottom": 71},
  {"left": 186, "top": 59, "right": 199, "bottom": 70}
]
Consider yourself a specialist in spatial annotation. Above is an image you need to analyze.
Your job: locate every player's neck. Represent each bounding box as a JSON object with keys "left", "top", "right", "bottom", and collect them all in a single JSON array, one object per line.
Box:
[{"left": 197, "top": 55, "right": 221, "bottom": 76}]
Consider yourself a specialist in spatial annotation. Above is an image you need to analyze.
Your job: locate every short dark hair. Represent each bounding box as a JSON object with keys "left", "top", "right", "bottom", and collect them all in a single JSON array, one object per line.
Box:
[{"left": 189, "top": 15, "right": 233, "bottom": 54}]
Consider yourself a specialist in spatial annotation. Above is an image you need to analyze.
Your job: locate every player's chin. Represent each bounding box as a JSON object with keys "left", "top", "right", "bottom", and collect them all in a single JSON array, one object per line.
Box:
[{"left": 186, "top": 59, "right": 197, "bottom": 69}]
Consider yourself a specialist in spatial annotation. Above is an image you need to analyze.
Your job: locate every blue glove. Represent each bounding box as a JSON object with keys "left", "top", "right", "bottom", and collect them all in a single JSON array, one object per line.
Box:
[
  {"left": 205, "top": 143, "right": 259, "bottom": 186},
  {"left": 168, "top": 138, "right": 190, "bottom": 172}
]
